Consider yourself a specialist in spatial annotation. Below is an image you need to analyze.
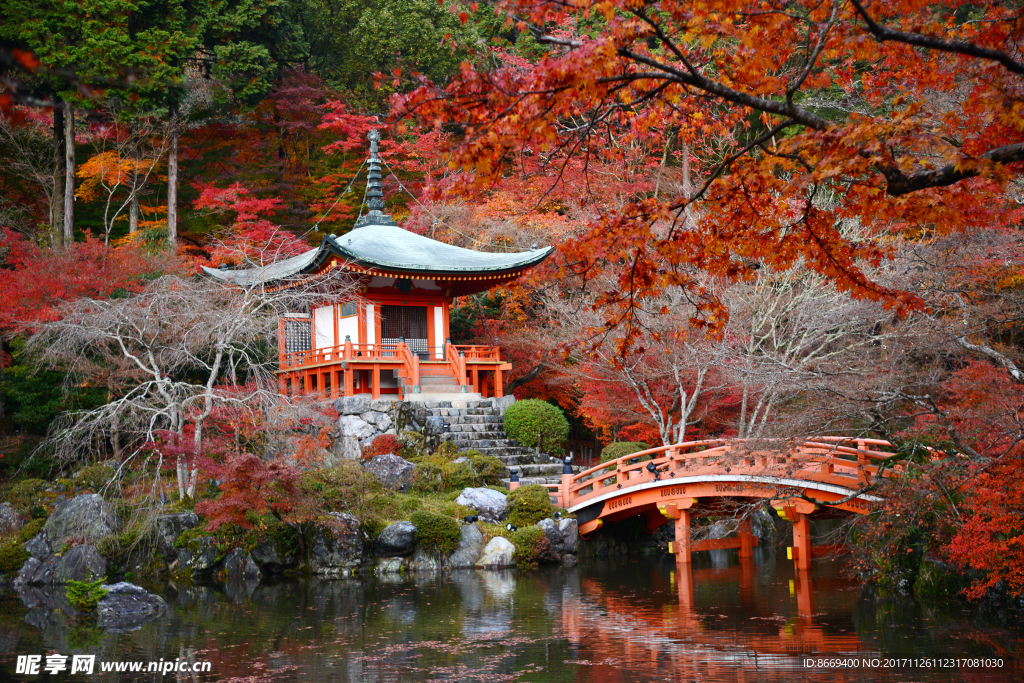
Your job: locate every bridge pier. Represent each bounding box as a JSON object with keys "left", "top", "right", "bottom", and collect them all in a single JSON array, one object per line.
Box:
[{"left": 674, "top": 510, "right": 692, "bottom": 564}]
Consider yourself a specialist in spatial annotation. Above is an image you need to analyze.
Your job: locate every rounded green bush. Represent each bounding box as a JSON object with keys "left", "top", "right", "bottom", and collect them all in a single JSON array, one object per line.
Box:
[
  {"left": 600, "top": 442, "right": 651, "bottom": 462},
  {"left": 409, "top": 510, "right": 461, "bottom": 556},
  {"left": 503, "top": 399, "right": 570, "bottom": 456},
  {"left": 506, "top": 483, "right": 554, "bottom": 528}
]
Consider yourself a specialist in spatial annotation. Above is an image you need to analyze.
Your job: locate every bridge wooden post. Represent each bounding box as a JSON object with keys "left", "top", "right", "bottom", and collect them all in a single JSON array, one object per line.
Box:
[
  {"left": 791, "top": 512, "right": 811, "bottom": 572},
  {"left": 674, "top": 510, "right": 692, "bottom": 564},
  {"left": 738, "top": 518, "right": 753, "bottom": 558}
]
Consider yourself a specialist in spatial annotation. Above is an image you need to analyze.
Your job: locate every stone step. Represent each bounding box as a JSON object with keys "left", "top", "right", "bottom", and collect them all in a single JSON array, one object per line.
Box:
[{"left": 514, "top": 463, "right": 571, "bottom": 477}]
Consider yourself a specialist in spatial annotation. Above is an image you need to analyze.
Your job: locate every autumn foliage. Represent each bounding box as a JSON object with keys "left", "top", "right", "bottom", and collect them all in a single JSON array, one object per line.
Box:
[{"left": 195, "top": 453, "right": 302, "bottom": 532}]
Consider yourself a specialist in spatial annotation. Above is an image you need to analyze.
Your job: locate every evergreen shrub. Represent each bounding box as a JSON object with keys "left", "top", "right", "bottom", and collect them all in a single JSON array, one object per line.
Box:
[
  {"left": 409, "top": 510, "right": 461, "bottom": 556},
  {"left": 506, "top": 483, "right": 554, "bottom": 527},
  {"left": 503, "top": 399, "right": 570, "bottom": 455}
]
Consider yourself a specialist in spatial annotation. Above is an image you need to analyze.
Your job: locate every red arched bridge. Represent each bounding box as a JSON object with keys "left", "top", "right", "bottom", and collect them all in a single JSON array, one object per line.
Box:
[{"left": 514, "top": 437, "right": 914, "bottom": 571}]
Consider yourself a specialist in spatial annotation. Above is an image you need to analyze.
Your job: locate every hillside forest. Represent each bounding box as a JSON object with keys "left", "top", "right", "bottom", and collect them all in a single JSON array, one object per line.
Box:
[{"left": 1, "top": 0, "right": 1023, "bottom": 600}]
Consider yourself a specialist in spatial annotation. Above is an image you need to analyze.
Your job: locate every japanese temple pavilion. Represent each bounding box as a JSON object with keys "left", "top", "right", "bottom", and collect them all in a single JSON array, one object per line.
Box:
[{"left": 203, "top": 130, "right": 551, "bottom": 401}]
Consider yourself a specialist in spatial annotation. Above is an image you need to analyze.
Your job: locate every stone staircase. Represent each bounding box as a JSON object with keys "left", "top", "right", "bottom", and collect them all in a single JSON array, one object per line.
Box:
[{"left": 421, "top": 398, "right": 581, "bottom": 486}]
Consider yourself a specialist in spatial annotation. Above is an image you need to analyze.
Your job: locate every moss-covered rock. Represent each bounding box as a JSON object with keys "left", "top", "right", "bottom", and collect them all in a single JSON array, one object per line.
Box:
[
  {"left": 506, "top": 484, "right": 554, "bottom": 528},
  {"left": 510, "top": 525, "right": 560, "bottom": 565},
  {"left": 1, "top": 479, "right": 47, "bottom": 515},
  {"left": 467, "top": 451, "right": 507, "bottom": 485},
  {"left": 412, "top": 455, "right": 479, "bottom": 494},
  {"left": 13, "top": 518, "right": 45, "bottom": 546},
  {"left": 73, "top": 464, "right": 117, "bottom": 493},
  {"left": 409, "top": 510, "right": 461, "bottom": 556}
]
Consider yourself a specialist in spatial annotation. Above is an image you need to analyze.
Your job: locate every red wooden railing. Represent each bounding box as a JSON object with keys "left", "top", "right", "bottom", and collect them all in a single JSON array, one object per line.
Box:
[{"left": 544, "top": 437, "right": 924, "bottom": 511}]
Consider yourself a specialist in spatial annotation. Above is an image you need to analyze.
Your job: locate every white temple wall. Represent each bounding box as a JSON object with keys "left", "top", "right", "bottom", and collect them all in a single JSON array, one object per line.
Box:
[
  {"left": 338, "top": 312, "right": 359, "bottom": 344},
  {"left": 313, "top": 305, "right": 334, "bottom": 351},
  {"left": 433, "top": 306, "right": 444, "bottom": 359}
]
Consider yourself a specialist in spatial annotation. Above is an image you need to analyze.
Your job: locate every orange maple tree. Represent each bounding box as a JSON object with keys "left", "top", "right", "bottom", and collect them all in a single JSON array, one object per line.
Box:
[{"left": 393, "top": 0, "right": 1024, "bottom": 338}]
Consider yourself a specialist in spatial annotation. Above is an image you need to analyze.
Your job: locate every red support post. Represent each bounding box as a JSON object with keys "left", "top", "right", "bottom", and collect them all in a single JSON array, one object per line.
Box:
[{"left": 674, "top": 509, "right": 692, "bottom": 564}]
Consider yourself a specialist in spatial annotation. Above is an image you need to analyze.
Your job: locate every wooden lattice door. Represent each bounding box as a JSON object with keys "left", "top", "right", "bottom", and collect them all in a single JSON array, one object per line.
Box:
[{"left": 381, "top": 305, "right": 429, "bottom": 356}]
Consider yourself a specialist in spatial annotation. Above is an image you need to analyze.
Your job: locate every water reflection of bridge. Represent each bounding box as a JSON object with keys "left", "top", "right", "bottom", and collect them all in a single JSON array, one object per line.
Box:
[{"left": 560, "top": 557, "right": 887, "bottom": 683}]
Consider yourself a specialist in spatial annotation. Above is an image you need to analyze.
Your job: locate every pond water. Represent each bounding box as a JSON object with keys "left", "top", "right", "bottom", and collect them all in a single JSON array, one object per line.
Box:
[{"left": 1, "top": 548, "right": 1020, "bottom": 682}]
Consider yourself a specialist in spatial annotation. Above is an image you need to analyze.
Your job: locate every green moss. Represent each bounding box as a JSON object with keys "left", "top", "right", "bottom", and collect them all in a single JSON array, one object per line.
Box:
[
  {"left": 2, "top": 479, "right": 46, "bottom": 515},
  {"left": 361, "top": 515, "right": 388, "bottom": 540},
  {"left": 13, "top": 518, "right": 45, "bottom": 545},
  {"left": 503, "top": 399, "right": 570, "bottom": 456},
  {"left": 506, "top": 484, "right": 554, "bottom": 528},
  {"left": 409, "top": 510, "right": 461, "bottom": 556},
  {"left": 174, "top": 527, "right": 209, "bottom": 550},
  {"left": 510, "top": 525, "right": 558, "bottom": 565},
  {"left": 467, "top": 452, "right": 507, "bottom": 485},
  {"left": 300, "top": 461, "right": 385, "bottom": 513},
  {"left": 0, "top": 543, "right": 29, "bottom": 574},
  {"left": 600, "top": 442, "right": 651, "bottom": 462},
  {"left": 412, "top": 455, "right": 479, "bottom": 494},
  {"left": 73, "top": 464, "right": 117, "bottom": 492}
]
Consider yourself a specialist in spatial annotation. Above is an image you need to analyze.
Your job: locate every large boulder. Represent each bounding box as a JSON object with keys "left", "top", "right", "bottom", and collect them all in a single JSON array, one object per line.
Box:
[
  {"left": 0, "top": 502, "right": 22, "bottom": 535},
  {"left": 14, "top": 555, "right": 58, "bottom": 586},
  {"left": 375, "top": 521, "right": 417, "bottom": 557},
  {"left": 153, "top": 512, "right": 199, "bottom": 562},
  {"left": 492, "top": 395, "right": 516, "bottom": 415},
  {"left": 335, "top": 415, "right": 380, "bottom": 460},
  {"left": 334, "top": 396, "right": 371, "bottom": 415},
  {"left": 309, "top": 512, "right": 365, "bottom": 575},
  {"left": 24, "top": 533, "right": 50, "bottom": 559},
  {"left": 45, "top": 494, "right": 120, "bottom": 548},
  {"left": 251, "top": 538, "right": 296, "bottom": 573},
  {"left": 360, "top": 411, "right": 393, "bottom": 431},
  {"left": 221, "top": 548, "right": 262, "bottom": 583},
  {"left": 97, "top": 582, "right": 166, "bottom": 631},
  {"left": 537, "top": 519, "right": 567, "bottom": 555},
  {"left": 365, "top": 454, "right": 416, "bottom": 491},
  {"left": 456, "top": 487, "right": 507, "bottom": 524},
  {"left": 557, "top": 518, "right": 579, "bottom": 555},
  {"left": 53, "top": 545, "right": 107, "bottom": 584},
  {"left": 475, "top": 537, "right": 515, "bottom": 569},
  {"left": 176, "top": 535, "right": 220, "bottom": 576},
  {"left": 447, "top": 524, "right": 484, "bottom": 569}
]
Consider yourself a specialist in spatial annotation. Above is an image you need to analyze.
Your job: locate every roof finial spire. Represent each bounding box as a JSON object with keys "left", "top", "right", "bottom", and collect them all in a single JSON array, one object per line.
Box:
[{"left": 355, "top": 128, "right": 397, "bottom": 228}]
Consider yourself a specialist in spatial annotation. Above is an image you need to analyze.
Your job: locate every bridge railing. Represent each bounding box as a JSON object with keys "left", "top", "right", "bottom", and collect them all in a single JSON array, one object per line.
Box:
[{"left": 562, "top": 437, "right": 910, "bottom": 510}]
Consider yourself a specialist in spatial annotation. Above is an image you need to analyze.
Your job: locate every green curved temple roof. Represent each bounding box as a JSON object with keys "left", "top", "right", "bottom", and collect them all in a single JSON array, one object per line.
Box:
[{"left": 202, "top": 224, "right": 552, "bottom": 286}]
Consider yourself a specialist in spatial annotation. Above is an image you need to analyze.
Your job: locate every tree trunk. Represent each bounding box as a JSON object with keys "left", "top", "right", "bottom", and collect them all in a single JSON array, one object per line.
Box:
[
  {"left": 166, "top": 115, "right": 178, "bottom": 247},
  {"left": 52, "top": 101, "right": 65, "bottom": 246},
  {"left": 63, "top": 102, "right": 75, "bottom": 244},
  {"left": 129, "top": 194, "right": 139, "bottom": 233}
]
